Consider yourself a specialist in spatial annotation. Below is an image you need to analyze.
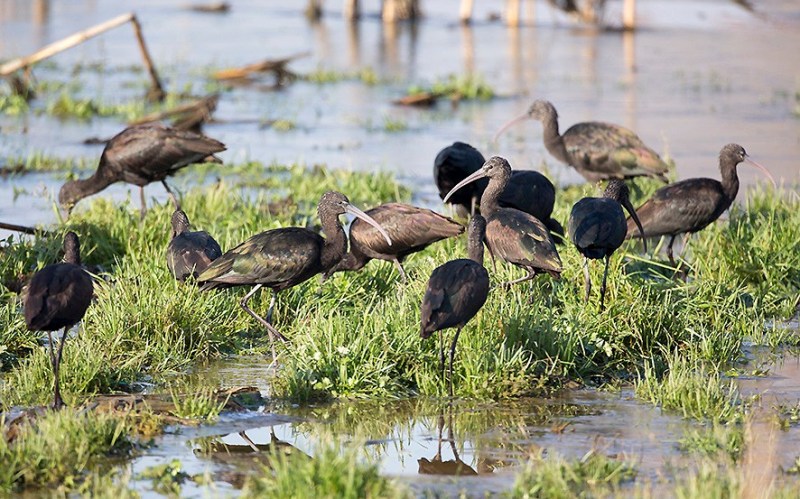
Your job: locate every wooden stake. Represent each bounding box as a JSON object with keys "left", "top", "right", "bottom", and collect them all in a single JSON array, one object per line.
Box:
[
  {"left": 343, "top": 0, "right": 360, "bottom": 20},
  {"left": 130, "top": 15, "right": 165, "bottom": 103},
  {"left": 507, "top": 0, "right": 520, "bottom": 27},
  {"left": 459, "top": 0, "right": 474, "bottom": 24}
]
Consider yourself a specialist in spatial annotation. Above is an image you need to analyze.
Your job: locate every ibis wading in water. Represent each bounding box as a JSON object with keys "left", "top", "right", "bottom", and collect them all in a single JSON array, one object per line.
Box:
[
  {"left": 433, "top": 142, "right": 564, "bottom": 237},
  {"left": 420, "top": 214, "right": 490, "bottom": 396},
  {"left": 24, "top": 232, "right": 94, "bottom": 409},
  {"left": 625, "top": 143, "right": 775, "bottom": 267},
  {"left": 495, "top": 100, "right": 670, "bottom": 182},
  {"left": 59, "top": 123, "right": 226, "bottom": 218},
  {"left": 443, "top": 156, "right": 562, "bottom": 287},
  {"left": 325, "top": 202, "right": 464, "bottom": 282},
  {"left": 166, "top": 210, "right": 223, "bottom": 282},
  {"left": 568, "top": 180, "right": 646, "bottom": 310},
  {"left": 198, "top": 191, "right": 392, "bottom": 359}
]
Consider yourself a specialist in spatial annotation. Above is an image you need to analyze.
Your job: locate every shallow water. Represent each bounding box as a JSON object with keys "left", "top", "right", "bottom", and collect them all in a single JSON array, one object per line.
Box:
[{"left": 1, "top": 0, "right": 799, "bottom": 237}]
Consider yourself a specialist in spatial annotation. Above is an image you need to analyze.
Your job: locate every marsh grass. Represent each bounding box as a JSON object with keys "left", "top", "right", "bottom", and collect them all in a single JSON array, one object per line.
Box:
[
  {"left": 509, "top": 449, "right": 637, "bottom": 498},
  {"left": 0, "top": 163, "right": 797, "bottom": 409},
  {"left": 0, "top": 410, "right": 131, "bottom": 492},
  {"left": 407, "top": 73, "right": 495, "bottom": 101},
  {"left": 168, "top": 384, "right": 229, "bottom": 422},
  {"left": 240, "top": 436, "right": 407, "bottom": 499}
]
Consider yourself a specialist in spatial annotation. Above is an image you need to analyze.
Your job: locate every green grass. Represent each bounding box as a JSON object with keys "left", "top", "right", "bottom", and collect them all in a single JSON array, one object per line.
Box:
[
  {"left": 407, "top": 73, "right": 495, "bottom": 101},
  {"left": 509, "top": 449, "right": 637, "bottom": 498},
  {"left": 241, "top": 437, "right": 407, "bottom": 499},
  {"left": 0, "top": 410, "right": 131, "bottom": 493}
]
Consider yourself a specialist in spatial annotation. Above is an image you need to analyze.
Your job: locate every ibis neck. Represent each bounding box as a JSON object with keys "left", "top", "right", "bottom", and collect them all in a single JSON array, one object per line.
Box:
[
  {"left": 719, "top": 160, "right": 740, "bottom": 203},
  {"left": 540, "top": 111, "right": 570, "bottom": 165},
  {"left": 320, "top": 215, "right": 348, "bottom": 271},
  {"left": 467, "top": 234, "right": 484, "bottom": 265},
  {"left": 479, "top": 177, "right": 505, "bottom": 216},
  {"left": 65, "top": 171, "right": 116, "bottom": 204}
]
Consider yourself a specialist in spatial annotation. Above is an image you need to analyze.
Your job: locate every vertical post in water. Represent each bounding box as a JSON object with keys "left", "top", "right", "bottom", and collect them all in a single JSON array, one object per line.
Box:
[
  {"left": 506, "top": 0, "right": 520, "bottom": 27},
  {"left": 344, "top": 0, "right": 360, "bottom": 20},
  {"left": 130, "top": 15, "right": 165, "bottom": 103},
  {"left": 459, "top": 0, "right": 474, "bottom": 25},
  {"left": 623, "top": 0, "right": 636, "bottom": 31}
]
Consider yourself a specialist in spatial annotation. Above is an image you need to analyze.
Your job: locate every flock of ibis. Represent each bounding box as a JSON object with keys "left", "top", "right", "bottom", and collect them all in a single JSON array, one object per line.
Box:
[{"left": 14, "top": 99, "right": 777, "bottom": 406}]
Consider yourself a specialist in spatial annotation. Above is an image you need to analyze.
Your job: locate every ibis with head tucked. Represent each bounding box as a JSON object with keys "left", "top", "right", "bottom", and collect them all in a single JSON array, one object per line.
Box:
[
  {"left": 24, "top": 232, "right": 94, "bottom": 409},
  {"left": 433, "top": 142, "right": 563, "bottom": 237},
  {"left": 420, "top": 214, "right": 490, "bottom": 396},
  {"left": 198, "top": 191, "right": 392, "bottom": 360},
  {"left": 495, "top": 99, "right": 670, "bottom": 183},
  {"left": 59, "top": 123, "right": 226, "bottom": 218},
  {"left": 626, "top": 143, "right": 775, "bottom": 267},
  {"left": 443, "top": 156, "right": 562, "bottom": 287},
  {"left": 325, "top": 202, "right": 463, "bottom": 282},
  {"left": 568, "top": 180, "right": 646, "bottom": 310},
  {"left": 166, "top": 210, "right": 223, "bottom": 282}
]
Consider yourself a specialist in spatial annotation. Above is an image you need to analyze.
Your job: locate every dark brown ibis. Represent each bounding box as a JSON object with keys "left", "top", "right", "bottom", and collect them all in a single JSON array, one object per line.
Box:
[
  {"left": 625, "top": 143, "right": 775, "bottom": 267},
  {"left": 420, "top": 215, "right": 490, "bottom": 396},
  {"left": 568, "top": 180, "right": 646, "bottom": 310},
  {"left": 59, "top": 123, "right": 226, "bottom": 218},
  {"left": 433, "top": 142, "right": 564, "bottom": 238},
  {"left": 23, "top": 232, "right": 94, "bottom": 409},
  {"left": 166, "top": 209, "right": 223, "bottom": 282},
  {"left": 198, "top": 191, "right": 392, "bottom": 360},
  {"left": 325, "top": 202, "right": 464, "bottom": 282},
  {"left": 495, "top": 99, "right": 670, "bottom": 182},
  {"left": 443, "top": 156, "right": 562, "bottom": 287}
]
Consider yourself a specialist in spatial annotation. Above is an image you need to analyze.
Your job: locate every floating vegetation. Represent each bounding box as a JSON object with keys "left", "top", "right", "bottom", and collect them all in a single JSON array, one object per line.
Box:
[
  {"left": 405, "top": 73, "right": 495, "bottom": 103},
  {"left": 302, "top": 66, "right": 381, "bottom": 86}
]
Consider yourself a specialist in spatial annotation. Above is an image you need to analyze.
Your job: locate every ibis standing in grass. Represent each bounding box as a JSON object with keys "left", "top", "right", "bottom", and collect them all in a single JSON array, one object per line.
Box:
[
  {"left": 166, "top": 210, "right": 223, "bottom": 282},
  {"left": 420, "top": 215, "right": 490, "bottom": 396},
  {"left": 443, "top": 156, "right": 562, "bottom": 287},
  {"left": 433, "top": 142, "right": 563, "bottom": 237},
  {"left": 59, "top": 123, "right": 226, "bottom": 218},
  {"left": 198, "top": 191, "right": 392, "bottom": 360},
  {"left": 625, "top": 143, "right": 775, "bottom": 267},
  {"left": 495, "top": 100, "right": 670, "bottom": 182},
  {"left": 568, "top": 180, "right": 646, "bottom": 310},
  {"left": 324, "top": 202, "right": 464, "bottom": 282},
  {"left": 24, "top": 232, "right": 94, "bottom": 409}
]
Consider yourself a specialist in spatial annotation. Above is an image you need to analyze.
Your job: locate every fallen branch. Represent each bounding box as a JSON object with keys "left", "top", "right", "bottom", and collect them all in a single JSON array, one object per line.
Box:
[
  {"left": 0, "top": 221, "right": 50, "bottom": 236},
  {"left": 213, "top": 52, "right": 309, "bottom": 83}
]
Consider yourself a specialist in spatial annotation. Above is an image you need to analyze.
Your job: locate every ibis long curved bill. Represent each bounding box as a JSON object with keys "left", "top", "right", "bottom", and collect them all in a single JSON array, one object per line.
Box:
[
  {"left": 620, "top": 197, "right": 648, "bottom": 253},
  {"left": 745, "top": 157, "right": 776, "bottom": 188},
  {"left": 442, "top": 168, "right": 488, "bottom": 205},
  {"left": 345, "top": 204, "right": 393, "bottom": 246},
  {"left": 493, "top": 113, "right": 529, "bottom": 143}
]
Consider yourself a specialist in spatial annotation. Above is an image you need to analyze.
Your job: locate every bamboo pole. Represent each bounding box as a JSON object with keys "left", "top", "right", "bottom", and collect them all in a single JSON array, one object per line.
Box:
[
  {"left": 0, "top": 12, "right": 166, "bottom": 102},
  {"left": 0, "top": 13, "right": 134, "bottom": 75},
  {"left": 343, "top": 0, "right": 360, "bottom": 20}
]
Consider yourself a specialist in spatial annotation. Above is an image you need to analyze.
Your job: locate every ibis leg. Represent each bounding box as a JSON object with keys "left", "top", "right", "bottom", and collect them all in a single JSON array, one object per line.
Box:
[
  {"left": 161, "top": 180, "right": 181, "bottom": 210},
  {"left": 582, "top": 257, "right": 591, "bottom": 303},
  {"left": 139, "top": 186, "right": 147, "bottom": 220},
  {"left": 240, "top": 285, "right": 289, "bottom": 365},
  {"left": 448, "top": 327, "right": 463, "bottom": 397},
  {"left": 438, "top": 330, "right": 445, "bottom": 378},
  {"left": 501, "top": 269, "right": 536, "bottom": 288},
  {"left": 392, "top": 258, "right": 408, "bottom": 283},
  {"left": 266, "top": 289, "right": 277, "bottom": 324},
  {"left": 666, "top": 235, "right": 677, "bottom": 268},
  {"left": 599, "top": 255, "right": 611, "bottom": 311},
  {"left": 470, "top": 195, "right": 478, "bottom": 217},
  {"left": 52, "top": 327, "right": 68, "bottom": 409},
  {"left": 46, "top": 330, "right": 57, "bottom": 372}
]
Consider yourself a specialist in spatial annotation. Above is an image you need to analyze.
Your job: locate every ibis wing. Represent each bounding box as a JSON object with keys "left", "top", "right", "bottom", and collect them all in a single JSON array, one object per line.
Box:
[
  {"left": 351, "top": 203, "right": 463, "bottom": 255},
  {"left": 487, "top": 210, "right": 562, "bottom": 272},
  {"left": 198, "top": 228, "right": 323, "bottom": 286},
  {"left": 568, "top": 198, "right": 626, "bottom": 250},
  {"left": 420, "top": 259, "right": 489, "bottom": 338},
  {"left": 24, "top": 264, "right": 93, "bottom": 331},
  {"left": 564, "top": 122, "right": 667, "bottom": 178},
  {"left": 628, "top": 178, "right": 726, "bottom": 237}
]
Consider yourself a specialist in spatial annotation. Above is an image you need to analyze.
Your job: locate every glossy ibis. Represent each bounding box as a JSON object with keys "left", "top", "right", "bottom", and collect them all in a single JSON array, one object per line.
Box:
[
  {"left": 568, "top": 180, "right": 646, "bottom": 310},
  {"left": 495, "top": 99, "right": 670, "bottom": 182},
  {"left": 59, "top": 123, "right": 226, "bottom": 218},
  {"left": 626, "top": 143, "right": 775, "bottom": 267},
  {"left": 443, "top": 156, "right": 562, "bottom": 287},
  {"left": 325, "top": 202, "right": 464, "bottom": 282},
  {"left": 23, "top": 232, "right": 94, "bottom": 409},
  {"left": 166, "top": 210, "right": 223, "bottom": 282},
  {"left": 433, "top": 142, "right": 563, "bottom": 237},
  {"left": 198, "top": 191, "right": 392, "bottom": 360},
  {"left": 420, "top": 215, "right": 490, "bottom": 396}
]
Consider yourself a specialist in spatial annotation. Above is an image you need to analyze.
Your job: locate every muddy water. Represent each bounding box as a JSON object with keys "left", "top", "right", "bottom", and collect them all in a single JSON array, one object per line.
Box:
[{"left": 1, "top": 0, "right": 799, "bottom": 237}]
